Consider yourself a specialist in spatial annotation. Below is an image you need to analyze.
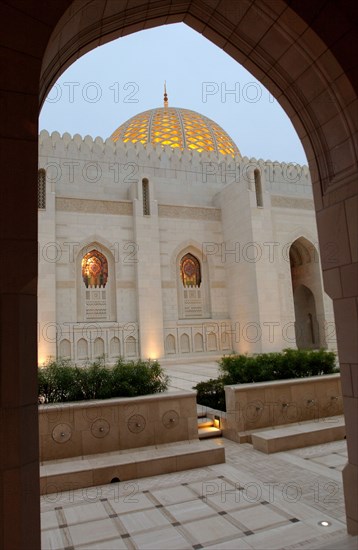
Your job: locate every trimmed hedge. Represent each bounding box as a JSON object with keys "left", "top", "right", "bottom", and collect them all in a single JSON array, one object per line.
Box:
[
  {"left": 220, "top": 348, "right": 337, "bottom": 385},
  {"left": 38, "top": 357, "right": 169, "bottom": 403},
  {"left": 194, "top": 379, "right": 226, "bottom": 412},
  {"left": 194, "top": 348, "right": 338, "bottom": 411}
]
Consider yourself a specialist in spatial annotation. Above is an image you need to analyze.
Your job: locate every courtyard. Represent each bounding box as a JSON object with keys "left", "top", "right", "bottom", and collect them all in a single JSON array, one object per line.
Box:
[{"left": 40, "top": 362, "right": 357, "bottom": 550}]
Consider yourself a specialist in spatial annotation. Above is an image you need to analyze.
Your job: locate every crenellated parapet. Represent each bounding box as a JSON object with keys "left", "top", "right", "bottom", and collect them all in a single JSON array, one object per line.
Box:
[{"left": 38, "top": 130, "right": 311, "bottom": 195}]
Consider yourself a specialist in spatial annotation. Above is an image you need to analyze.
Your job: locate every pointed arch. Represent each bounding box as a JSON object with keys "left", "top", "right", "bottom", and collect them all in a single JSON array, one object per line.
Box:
[
  {"left": 289, "top": 237, "right": 326, "bottom": 349},
  {"left": 194, "top": 332, "right": 204, "bottom": 352},
  {"left": 93, "top": 337, "right": 105, "bottom": 357},
  {"left": 221, "top": 332, "right": 231, "bottom": 351},
  {"left": 77, "top": 338, "right": 88, "bottom": 360},
  {"left": 125, "top": 335, "right": 137, "bottom": 357},
  {"left": 76, "top": 241, "right": 117, "bottom": 322},
  {"left": 175, "top": 243, "right": 211, "bottom": 319},
  {"left": 82, "top": 250, "right": 108, "bottom": 288},
  {"left": 180, "top": 333, "right": 190, "bottom": 353},
  {"left": 59, "top": 338, "right": 71, "bottom": 358},
  {"left": 165, "top": 334, "right": 176, "bottom": 355},
  {"left": 207, "top": 332, "right": 217, "bottom": 351},
  {"left": 180, "top": 253, "right": 201, "bottom": 287},
  {"left": 110, "top": 337, "right": 121, "bottom": 358}
]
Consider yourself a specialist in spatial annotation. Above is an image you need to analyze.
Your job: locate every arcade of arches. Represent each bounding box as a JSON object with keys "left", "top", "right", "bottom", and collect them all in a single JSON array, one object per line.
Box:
[{"left": 1, "top": 1, "right": 357, "bottom": 548}]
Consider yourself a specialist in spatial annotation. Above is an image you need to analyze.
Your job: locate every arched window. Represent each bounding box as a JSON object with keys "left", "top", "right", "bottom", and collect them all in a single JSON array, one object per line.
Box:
[
  {"left": 254, "top": 169, "right": 263, "bottom": 207},
  {"left": 180, "top": 253, "right": 201, "bottom": 287},
  {"left": 177, "top": 248, "right": 211, "bottom": 319},
  {"left": 38, "top": 168, "right": 46, "bottom": 209},
  {"left": 77, "top": 244, "right": 116, "bottom": 323},
  {"left": 81, "top": 250, "right": 108, "bottom": 288},
  {"left": 142, "top": 178, "right": 150, "bottom": 215}
]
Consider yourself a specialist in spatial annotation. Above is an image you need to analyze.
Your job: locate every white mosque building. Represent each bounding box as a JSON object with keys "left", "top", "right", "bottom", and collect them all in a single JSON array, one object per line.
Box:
[{"left": 38, "top": 90, "right": 336, "bottom": 364}]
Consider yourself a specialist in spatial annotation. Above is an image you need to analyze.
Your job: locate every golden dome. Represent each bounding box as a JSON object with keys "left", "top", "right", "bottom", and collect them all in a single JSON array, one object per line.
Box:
[{"left": 110, "top": 107, "right": 240, "bottom": 158}]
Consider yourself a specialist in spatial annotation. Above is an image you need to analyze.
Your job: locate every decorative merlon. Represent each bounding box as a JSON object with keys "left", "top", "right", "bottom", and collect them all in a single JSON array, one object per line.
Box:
[{"left": 39, "top": 129, "right": 311, "bottom": 188}]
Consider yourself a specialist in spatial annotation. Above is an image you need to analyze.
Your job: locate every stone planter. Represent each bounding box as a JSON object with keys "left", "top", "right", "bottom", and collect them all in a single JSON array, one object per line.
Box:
[{"left": 223, "top": 374, "right": 343, "bottom": 442}]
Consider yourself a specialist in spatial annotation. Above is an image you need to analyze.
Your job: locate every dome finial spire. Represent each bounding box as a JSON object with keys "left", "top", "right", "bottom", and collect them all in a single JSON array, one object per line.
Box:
[{"left": 164, "top": 81, "right": 168, "bottom": 108}]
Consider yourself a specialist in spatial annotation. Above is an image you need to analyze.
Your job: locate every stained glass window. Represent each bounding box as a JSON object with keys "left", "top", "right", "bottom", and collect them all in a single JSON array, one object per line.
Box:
[
  {"left": 180, "top": 253, "right": 201, "bottom": 287},
  {"left": 82, "top": 250, "right": 108, "bottom": 288}
]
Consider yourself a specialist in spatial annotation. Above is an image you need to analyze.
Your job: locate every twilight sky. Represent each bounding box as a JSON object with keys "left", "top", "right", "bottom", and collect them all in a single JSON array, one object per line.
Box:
[{"left": 40, "top": 23, "right": 307, "bottom": 165}]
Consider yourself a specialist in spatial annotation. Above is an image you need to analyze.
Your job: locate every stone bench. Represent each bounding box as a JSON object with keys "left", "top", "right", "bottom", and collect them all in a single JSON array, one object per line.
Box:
[
  {"left": 251, "top": 415, "right": 345, "bottom": 454},
  {"left": 40, "top": 439, "right": 225, "bottom": 495}
]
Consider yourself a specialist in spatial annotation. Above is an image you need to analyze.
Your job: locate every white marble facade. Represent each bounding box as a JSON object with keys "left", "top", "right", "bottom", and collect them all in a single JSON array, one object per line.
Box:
[{"left": 38, "top": 107, "right": 336, "bottom": 364}]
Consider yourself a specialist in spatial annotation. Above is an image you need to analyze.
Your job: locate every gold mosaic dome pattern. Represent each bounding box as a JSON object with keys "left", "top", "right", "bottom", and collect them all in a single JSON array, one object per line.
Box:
[{"left": 110, "top": 107, "right": 240, "bottom": 157}]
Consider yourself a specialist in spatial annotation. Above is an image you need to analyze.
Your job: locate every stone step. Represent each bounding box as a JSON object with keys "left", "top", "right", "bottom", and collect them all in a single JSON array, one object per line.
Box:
[
  {"left": 197, "top": 417, "right": 214, "bottom": 428},
  {"left": 251, "top": 416, "right": 345, "bottom": 454},
  {"left": 196, "top": 406, "right": 207, "bottom": 419},
  {"left": 198, "top": 427, "right": 223, "bottom": 439},
  {"left": 40, "top": 440, "right": 225, "bottom": 495}
]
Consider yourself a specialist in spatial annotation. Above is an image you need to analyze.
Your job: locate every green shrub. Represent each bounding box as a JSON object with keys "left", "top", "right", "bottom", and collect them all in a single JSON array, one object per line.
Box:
[
  {"left": 194, "top": 378, "right": 226, "bottom": 411},
  {"left": 193, "top": 348, "right": 338, "bottom": 411},
  {"left": 73, "top": 357, "right": 112, "bottom": 400},
  {"left": 109, "top": 359, "right": 169, "bottom": 398},
  {"left": 38, "top": 358, "right": 82, "bottom": 403},
  {"left": 219, "top": 349, "right": 337, "bottom": 385},
  {"left": 38, "top": 357, "right": 169, "bottom": 403}
]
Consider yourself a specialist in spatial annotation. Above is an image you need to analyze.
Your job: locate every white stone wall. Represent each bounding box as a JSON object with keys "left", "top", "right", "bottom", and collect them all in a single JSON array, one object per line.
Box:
[{"left": 38, "top": 130, "right": 336, "bottom": 362}]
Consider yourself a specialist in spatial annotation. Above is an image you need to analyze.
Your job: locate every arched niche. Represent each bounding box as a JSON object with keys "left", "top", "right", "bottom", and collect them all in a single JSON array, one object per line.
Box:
[
  {"left": 76, "top": 242, "right": 117, "bottom": 322},
  {"left": 176, "top": 246, "right": 211, "bottom": 319},
  {"left": 289, "top": 237, "right": 326, "bottom": 348}
]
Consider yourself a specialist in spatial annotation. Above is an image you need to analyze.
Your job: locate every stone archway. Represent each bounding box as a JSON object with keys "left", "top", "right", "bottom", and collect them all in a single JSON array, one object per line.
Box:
[
  {"left": 1, "top": 2, "right": 357, "bottom": 547},
  {"left": 289, "top": 237, "right": 328, "bottom": 349}
]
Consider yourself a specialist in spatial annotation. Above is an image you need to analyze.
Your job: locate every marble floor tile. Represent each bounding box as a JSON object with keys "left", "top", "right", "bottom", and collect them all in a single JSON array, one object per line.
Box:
[
  {"left": 41, "top": 510, "right": 60, "bottom": 530},
  {"left": 202, "top": 537, "right": 253, "bottom": 549},
  {"left": 166, "top": 499, "right": 217, "bottom": 522},
  {"left": 68, "top": 518, "right": 120, "bottom": 546},
  {"left": 181, "top": 515, "right": 243, "bottom": 545},
  {"left": 228, "top": 503, "right": 289, "bottom": 531},
  {"left": 131, "top": 526, "right": 191, "bottom": 549},
  {"left": 63, "top": 501, "right": 109, "bottom": 525},
  {"left": 244, "top": 522, "right": 320, "bottom": 549},
  {"left": 310, "top": 453, "right": 348, "bottom": 467},
  {"left": 40, "top": 364, "right": 351, "bottom": 550},
  {"left": 109, "top": 491, "right": 154, "bottom": 515},
  {"left": 151, "top": 484, "right": 197, "bottom": 505},
  {"left": 76, "top": 537, "right": 129, "bottom": 549},
  {"left": 206, "top": 493, "right": 256, "bottom": 512},
  {"left": 41, "top": 528, "right": 67, "bottom": 550},
  {"left": 119, "top": 507, "right": 172, "bottom": 533}
]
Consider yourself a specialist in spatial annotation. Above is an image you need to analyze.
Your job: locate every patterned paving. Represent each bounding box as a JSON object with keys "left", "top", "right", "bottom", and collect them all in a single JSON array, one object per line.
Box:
[
  {"left": 40, "top": 362, "right": 356, "bottom": 549},
  {"left": 41, "top": 437, "right": 357, "bottom": 549},
  {"left": 164, "top": 361, "right": 221, "bottom": 392}
]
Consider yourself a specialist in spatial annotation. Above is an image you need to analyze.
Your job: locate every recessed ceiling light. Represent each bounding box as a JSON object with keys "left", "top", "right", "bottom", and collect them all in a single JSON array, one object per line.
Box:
[{"left": 318, "top": 520, "right": 331, "bottom": 527}]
